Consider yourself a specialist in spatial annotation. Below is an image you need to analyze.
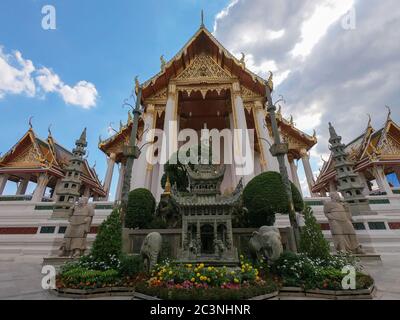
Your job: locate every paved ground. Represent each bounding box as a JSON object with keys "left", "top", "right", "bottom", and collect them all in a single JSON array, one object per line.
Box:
[{"left": 0, "top": 254, "right": 399, "bottom": 300}]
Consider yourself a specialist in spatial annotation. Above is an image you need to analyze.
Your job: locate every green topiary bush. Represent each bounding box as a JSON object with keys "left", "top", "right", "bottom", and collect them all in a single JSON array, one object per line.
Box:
[
  {"left": 243, "top": 171, "right": 304, "bottom": 227},
  {"left": 119, "top": 254, "right": 144, "bottom": 277},
  {"left": 299, "top": 205, "right": 330, "bottom": 259},
  {"left": 125, "top": 188, "right": 156, "bottom": 229},
  {"left": 90, "top": 208, "right": 122, "bottom": 265}
]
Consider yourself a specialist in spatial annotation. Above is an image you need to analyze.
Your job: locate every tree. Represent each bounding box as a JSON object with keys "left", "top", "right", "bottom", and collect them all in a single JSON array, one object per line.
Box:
[
  {"left": 125, "top": 188, "right": 156, "bottom": 228},
  {"left": 243, "top": 171, "right": 304, "bottom": 227},
  {"left": 299, "top": 205, "right": 330, "bottom": 259},
  {"left": 91, "top": 208, "right": 122, "bottom": 264}
]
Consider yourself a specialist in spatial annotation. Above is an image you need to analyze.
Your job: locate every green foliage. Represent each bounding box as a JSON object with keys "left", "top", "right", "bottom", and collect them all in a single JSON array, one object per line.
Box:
[
  {"left": 243, "top": 171, "right": 304, "bottom": 227},
  {"left": 291, "top": 182, "right": 304, "bottom": 212},
  {"left": 299, "top": 205, "right": 330, "bottom": 260},
  {"left": 125, "top": 188, "right": 156, "bottom": 229},
  {"left": 90, "top": 209, "right": 122, "bottom": 265},
  {"left": 119, "top": 254, "right": 144, "bottom": 277},
  {"left": 148, "top": 216, "right": 168, "bottom": 229},
  {"left": 59, "top": 267, "right": 120, "bottom": 289}
]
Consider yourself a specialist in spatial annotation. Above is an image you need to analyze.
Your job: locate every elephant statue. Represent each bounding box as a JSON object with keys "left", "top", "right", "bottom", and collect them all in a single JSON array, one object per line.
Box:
[
  {"left": 140, "top": 232, "right": 162, "bottom": 272},
  {"left": 248, "top": 226, "right": 283, "bottom": 264}
]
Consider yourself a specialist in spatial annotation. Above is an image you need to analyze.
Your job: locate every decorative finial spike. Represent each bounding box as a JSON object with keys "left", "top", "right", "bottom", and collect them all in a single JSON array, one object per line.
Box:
[
  {"left": 134, "top": 76, "right": 140, "bottom": 95},
  {"left": 160, "top": 55, "right": 166, "bottom": 70},
  {"left": 201, "top": 9, "right": 204, "bottom": 28},
  {"left": 28, "top": 116, "right": 33, "bottom": 129},
  {"left": 385, "top": 105, "right": 392, "bottom": 121},
  {"left": 48, "top": 124, "right": 52, "bottom": 136},
  {"left": 267, "top": 71, "right": 274, "bottom": 91},
  {"left": 367, "top": 114, "right": 372, "bottom": 128}
]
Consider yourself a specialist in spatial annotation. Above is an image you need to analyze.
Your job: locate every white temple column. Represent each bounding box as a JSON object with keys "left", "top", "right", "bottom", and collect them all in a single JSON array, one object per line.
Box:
[
  {"left": 289, "top": 158, "right": 303, "bottom": 196},
  {"left": 103, "top": 152, "right": 116, "bottom": 200},
  {"left": 300, "top": 148, "right": 317, "bottom": 196},
  {"left": 16, "top": 177, "right": 29, "bottom": 195},
  {"left": 229, "top": 112, "right": 238, "bottom": 188},
  {"left": 253, "top": 101, "right": 279, "bottom": 173},
  {"left": 132, "top": 106, "right": 156, "bottom": 191},
  {"left": 0, "top": 174, "right": 9, "bottom": 195},
  {"left": 151, "top": 163, "right": 160, "bottom": 199},
  {"left": 358, "top": 172, "right": 371, "bottom": 196},
  {"left": 231, "top": 82, "right": 254, "bottom": 185},
  {"left": 115, "top": 163, "right": 126, "bottom": 201},
  {"left": 372, "top": 165, "right": 393, "bottom": 195},
  {"left": 157, "top": 84, "right": 177, "bottom": 200},
  {"left": 31, "top": 173, "right": 49, "bottom": 202}
]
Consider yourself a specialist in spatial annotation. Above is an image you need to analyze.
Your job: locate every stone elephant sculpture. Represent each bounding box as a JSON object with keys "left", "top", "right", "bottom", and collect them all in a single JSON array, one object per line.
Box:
[
  {"left": 248, "top": 226, "right": 283, "bottom": 264},
  {"left": 140, "top": 232, "right": 162, "bottom": 272}
]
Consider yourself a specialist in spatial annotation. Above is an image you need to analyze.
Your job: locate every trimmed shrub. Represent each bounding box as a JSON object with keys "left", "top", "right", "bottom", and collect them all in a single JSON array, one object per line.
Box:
[
  {"left": 125, "top": 188, "right": 156, "bottom": 229},
  {"left": 90, "top": 208, "right": 122, "bottom": 264},
  {"left": 299, "top": 205, "right": 330, "bottom": 259},
  {"left": 119, "top": 254, "right": 144, "bottom": 277},
  {"left": 243, "top": 171, "right": 304, "bottom": 227}
]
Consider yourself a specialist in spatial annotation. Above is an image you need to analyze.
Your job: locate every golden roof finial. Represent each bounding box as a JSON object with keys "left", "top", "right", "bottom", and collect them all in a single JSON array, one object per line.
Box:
[
  {"left": 367, "top": 113, "right": 372, "bottom": 128},
  {"left": 164, "top": 174, "right": 171, "bottom": 195},
  {"left": 385, "top": 105, "right": 392, "bottom": 121},
  {"left": 160, "top": 55, "right": 166, "bottom": 70},
  {"left": 240, "top": 52, "right": 246, "bottom": 67},
  {"left": 313, "top": 129, "right": 317, "bottom": 140},
  {"left": 289, "top": 115, "right": 294, "bottom": 125},
  {"left": 48, "top": 124, "right": 53, "bottom": 137},
  {"left": 267, "top": 71, "right": 274, "bottom": 91},
  {"left": 28, "top": 116, "right": 34, "bottom": 130},
  {"left": 134, "top": 76, "right": 140, "bottom": 95}
]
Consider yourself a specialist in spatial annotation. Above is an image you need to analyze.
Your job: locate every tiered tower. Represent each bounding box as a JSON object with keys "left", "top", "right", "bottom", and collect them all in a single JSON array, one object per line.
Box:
[
  {"left": 52, "top": 128, "right": 87, "bottom": 219},
  {"left": 328, "top": 123, "right": 374, "bottom": 216}
]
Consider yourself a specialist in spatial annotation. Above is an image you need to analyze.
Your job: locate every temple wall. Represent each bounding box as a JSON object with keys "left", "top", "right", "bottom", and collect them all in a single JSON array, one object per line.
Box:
[{"left": 1, "top": 195, "right": 400, "bottom": 259}]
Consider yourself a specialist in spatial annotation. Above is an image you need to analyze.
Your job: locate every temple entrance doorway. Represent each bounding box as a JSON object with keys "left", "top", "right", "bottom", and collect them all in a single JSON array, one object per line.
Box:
[{"left": 200, "top": 224, "right": 214, "bottom": 254}]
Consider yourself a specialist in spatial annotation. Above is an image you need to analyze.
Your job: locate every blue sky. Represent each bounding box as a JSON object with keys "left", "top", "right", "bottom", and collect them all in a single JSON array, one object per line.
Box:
[{"left": 0, "top": 0, "right": 229, "bottom": 197}]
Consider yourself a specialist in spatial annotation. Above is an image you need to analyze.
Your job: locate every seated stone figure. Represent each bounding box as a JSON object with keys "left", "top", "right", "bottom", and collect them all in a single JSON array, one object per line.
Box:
[
  {"left": 323, "top": 192, "right": 364, "bottom": 254},
  {"left": 59, "top": 197, "right": 94, "bottom": 258}
]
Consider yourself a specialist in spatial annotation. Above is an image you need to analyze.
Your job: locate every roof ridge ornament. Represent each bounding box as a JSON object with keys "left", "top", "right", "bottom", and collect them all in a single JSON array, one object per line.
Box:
[
  {"left": 385, "top": 105, "right": 392, "bottom": 121},
  {"left": 200, "top": 9, "right": 204, "bottom": 28},
  {"left": 28, "top": 116, "right": 34, "bottom": 130},
  {"left": 267, "top": 71, "right": 274, "bottom": 91}
]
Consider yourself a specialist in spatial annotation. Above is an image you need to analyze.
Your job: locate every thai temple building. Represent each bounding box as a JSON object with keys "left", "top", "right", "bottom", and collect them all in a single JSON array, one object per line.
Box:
[
  {"left": 99, "top": 25, "right": 318, "bottom": 201},
  {"left": 313, "top": 112, "right": 400, "bottom": 197},
  {"left": 0, "top": 21, "right": 400, "bottom": 258}
]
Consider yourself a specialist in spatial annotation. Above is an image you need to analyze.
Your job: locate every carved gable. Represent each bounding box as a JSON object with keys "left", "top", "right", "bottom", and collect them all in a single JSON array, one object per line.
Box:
[
  {"left": 176, "top": 53, "right": 232, "bottom": 81},
  {"left": 380, "top": 135, "right": 400, "bottom": 156},
  {"left": 4, "top": 144, "right": 42, "bottom": 168}
]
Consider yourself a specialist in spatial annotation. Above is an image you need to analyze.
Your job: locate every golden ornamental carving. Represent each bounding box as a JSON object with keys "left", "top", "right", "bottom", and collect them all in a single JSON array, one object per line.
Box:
[
  {"left": 177, "top": 53, "right": 232, "bottom": 81},
  {"left": 7, "top": 146, "right": 41, "bottom": 167},
  {"left": 241, "top": 86, "right": 262, "bottom": 101},
  {"left": 178, "top": 84, "right": 230, "bottom": 99},
  {"left": 148, "top": 88, "right": 167, "bottom": 101},
  {"left": 379, "top": 136, "right": 400, "bottom": 156}
]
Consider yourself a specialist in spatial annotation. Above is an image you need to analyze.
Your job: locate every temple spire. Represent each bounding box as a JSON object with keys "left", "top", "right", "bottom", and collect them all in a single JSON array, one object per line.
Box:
[{"left": 328, "top": 122, "right": 339, "bottom": 142}]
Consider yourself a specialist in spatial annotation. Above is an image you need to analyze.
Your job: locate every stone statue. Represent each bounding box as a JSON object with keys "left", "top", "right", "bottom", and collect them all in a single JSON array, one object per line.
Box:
[
  {"left": 189, "top": 238, "right": 200, "bottom": 256},
  {"left": 213, "top": 239, "right": 225, "bottom": 258},
  {"left": 249, "top": 226, "right": 283, "bottom": 264},
  {"left": 323, "top": 192, "right": 364, "bottom": 254},
  {"left": 59, "top": 197, "right": 94, "bottom": 258},
  {"left": 140, "top": 232, "right": 162, "bottom": 272}
]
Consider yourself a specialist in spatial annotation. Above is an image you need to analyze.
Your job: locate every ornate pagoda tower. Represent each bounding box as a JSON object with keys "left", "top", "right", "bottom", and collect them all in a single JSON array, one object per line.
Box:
[
  {"left": 328, "top": 123, "right": 374, "bottom": 216},
  {"left": 52, "top": 128, "right": 88, "bottom": 219}
]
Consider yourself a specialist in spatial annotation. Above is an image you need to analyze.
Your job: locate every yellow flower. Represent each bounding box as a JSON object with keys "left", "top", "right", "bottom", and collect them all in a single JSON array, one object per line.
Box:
[
  {"left": 241, "top": 268, "right": 245, "bottom": 272},
  {"left": 234, "top": 278, "right": 240, "bottom": 284},
  {"left": 169, "top": 271, "right": 173, "bottom": 275},
  {"left": 207, "top": 278, "right": 211, "bottom": 282},
  {"left": 199, "top": 263, "right": 205, "bottom": 268},
  {"left": 240, "top": 255, "right": 244, "bottom": 259},
  {"left": 207, "top": 267, "right": 212, "bottom": 271},
  {"left": 194, "top": 268, "right": 198, "bottom": 272},
  {"left": 191, "top": 278, "right": 195, "bottom": 282},
  {"left": 197, "top": 273, "right": 201, "bottom": 277},
  {"left": 230, "top": 271, "right": 235, "bottom": 275}
]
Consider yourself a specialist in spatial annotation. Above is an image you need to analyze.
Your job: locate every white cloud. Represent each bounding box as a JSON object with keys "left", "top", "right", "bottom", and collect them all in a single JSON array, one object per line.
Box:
[
  {"left": 291, "top": 0, "right": 354, "bottom": 58},
  {"left": 36, "top": 67, "right": 98, "bottom": 109},
  {"left": 214, "top": 0, "right": 400, "bottom": 190},
  {"left": 0, "top": 46, "right": 98, "bottom": 109},
  {"left": 0, "top": 48, "right": 36, "bottom": 98}
]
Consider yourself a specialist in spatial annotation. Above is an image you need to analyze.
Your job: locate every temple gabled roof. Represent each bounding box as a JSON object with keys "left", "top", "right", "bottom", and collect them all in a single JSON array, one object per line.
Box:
[
  {"left": 313, "top": 113, "right": 400, "bottom": 192},
  {"left": 0, "top": 128, "right": 106, "bottom": 196},
  {"left": 140, "top": 25, "right": 268, "bottom": 101}
]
